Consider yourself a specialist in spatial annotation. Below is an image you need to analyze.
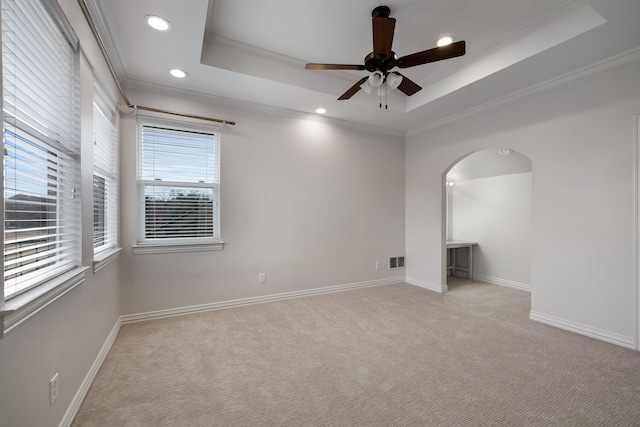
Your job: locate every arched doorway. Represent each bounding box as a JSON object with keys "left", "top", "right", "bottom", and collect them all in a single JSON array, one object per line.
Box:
[{"left": 443, "top": 148, "right": 533, "bottom": 293}]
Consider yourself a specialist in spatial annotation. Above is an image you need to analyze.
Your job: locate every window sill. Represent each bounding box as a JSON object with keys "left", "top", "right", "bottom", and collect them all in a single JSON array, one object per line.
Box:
[
  {"left": 93, "top": 247, "right": 122, "bottom": 273},
  {"left": 132, "top": 241, "right": 224, "bottom": 255},
  {"left": 0, "top": 266, "right": 89, "bottom": 337}
]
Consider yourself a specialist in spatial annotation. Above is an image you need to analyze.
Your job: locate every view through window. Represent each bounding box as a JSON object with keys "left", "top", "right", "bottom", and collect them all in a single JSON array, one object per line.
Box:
[{"left": 137, "top": 121, "right": 220, "bottom": 245}]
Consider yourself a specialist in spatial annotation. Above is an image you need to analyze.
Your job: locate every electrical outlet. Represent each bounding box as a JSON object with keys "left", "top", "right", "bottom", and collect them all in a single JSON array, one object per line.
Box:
[
  {"left": 375, "top": 261, "right": 381, "bottom": 270},
  {"left": 461, "top": 226, "right": 466, "bottom": 234},
  {"left": 258, "top": 273, "right": 266, "bottom": 283},
  {"left": 50, "top": 373, "right": 59, "bottom": 406}
]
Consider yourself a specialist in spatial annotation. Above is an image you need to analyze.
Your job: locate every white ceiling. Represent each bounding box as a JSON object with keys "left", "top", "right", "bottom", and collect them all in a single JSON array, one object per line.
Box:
[{"left": 90, "top": 0, "right": 640, "bottom": 133}]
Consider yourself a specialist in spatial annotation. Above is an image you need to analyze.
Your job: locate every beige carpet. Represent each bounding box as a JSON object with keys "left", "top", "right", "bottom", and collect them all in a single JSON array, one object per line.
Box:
[{"left": 72, "top": 279, "right": 640, "bottom": 426}]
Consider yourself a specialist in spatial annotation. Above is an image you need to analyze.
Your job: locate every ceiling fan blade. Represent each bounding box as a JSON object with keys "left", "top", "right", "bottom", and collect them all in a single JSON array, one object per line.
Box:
[
  {"left": 397, "top": 40, "right": 466, "bottom": 68},
  {"left": 306, "top": 63, "right": 365, "bottom": 70},
  {"left": 372, "top": 17, "right": 396, "bottom": 59},
  {"left": 391, "top": 72, "right": 422, "bottom": 96},
  {"left": 338, "top": 76, "right": 368, "bottom": 100}
]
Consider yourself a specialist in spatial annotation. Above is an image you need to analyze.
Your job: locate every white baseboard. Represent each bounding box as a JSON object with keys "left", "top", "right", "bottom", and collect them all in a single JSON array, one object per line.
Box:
[
  {"left": 60, "top": 277, "right": 405, "bottom": 426},
  {"left": 406, "top": 277, "right": 446, "bottom": 293},
  {"left": 530, "top": 310, "right": 635, "bottom": 349},
  {"left": 473, "top": 274, "right": 531, "bottom": 292},
  {"left": 60, "top": 318, "right": 122, "bottom": 427},
  {"left": 121, "top": 277, "right": 405, "bottom": 324}
]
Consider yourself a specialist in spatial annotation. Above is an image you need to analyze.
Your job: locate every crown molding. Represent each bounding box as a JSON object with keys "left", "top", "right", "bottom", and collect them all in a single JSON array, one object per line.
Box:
[
  {"left": 207, "top": 34, "right": 306, "bottom": 71},
  {"left": 417, "top": 0, "right": 587, "bottom": 88},
  {"left": 117, "top": 42, "right": 639, "bottom": 140},
  {"left": 407, "top": 46, "right": 640, "bottom": 137},
  {"left": 124, "top": 45, "right": 640, "bottom": 139},
  {"left": 83, "top": 0, "right": 127, "bottom": 78},
  {"left": 124, "top": 78, "right": 405, "bottom": 138},
  {"left": 204, "top": 35, "right": 368, "bottom": 86}
]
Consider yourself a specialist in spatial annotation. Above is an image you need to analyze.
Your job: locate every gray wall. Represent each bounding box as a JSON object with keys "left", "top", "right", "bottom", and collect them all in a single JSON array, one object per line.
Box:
[
  {"left": 119, "top": 87, "right": 407, "bottom": 315},
  {"left": 450, "top": 172, "right": 532, "bottom": 290},
  {"left": 0, "top": 0, "right": 122, "bottom": 425},
  {"left": 406, "top": 58, "right": 640, "bottom": 347}
]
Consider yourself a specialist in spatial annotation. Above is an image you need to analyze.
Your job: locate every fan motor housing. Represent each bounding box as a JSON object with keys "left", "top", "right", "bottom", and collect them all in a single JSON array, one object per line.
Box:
[{"left": 364, "top": 51, "right": 398, "bottom": 73}]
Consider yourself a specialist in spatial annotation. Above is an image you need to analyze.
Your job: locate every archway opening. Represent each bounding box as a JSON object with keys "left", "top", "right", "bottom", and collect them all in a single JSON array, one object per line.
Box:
[{"left": 443, "top": 148, "right": 533, "bottom": 294}]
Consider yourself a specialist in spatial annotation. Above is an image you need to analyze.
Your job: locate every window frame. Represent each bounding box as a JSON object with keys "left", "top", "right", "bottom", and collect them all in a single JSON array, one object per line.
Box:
[
  {"left": 133, "top": 117, "right": 223, "bottom": 255},
  {"left": 1, "top": 0, "right": 87, "bottom": 336},
  {"left": 92, "top": 83, "right": 118, "bottom": 260}
]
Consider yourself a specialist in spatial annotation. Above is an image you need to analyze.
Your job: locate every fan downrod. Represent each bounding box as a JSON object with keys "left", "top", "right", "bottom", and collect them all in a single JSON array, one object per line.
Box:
[{"left": 371, "top": 5, "right": 390, "bottom": 18}]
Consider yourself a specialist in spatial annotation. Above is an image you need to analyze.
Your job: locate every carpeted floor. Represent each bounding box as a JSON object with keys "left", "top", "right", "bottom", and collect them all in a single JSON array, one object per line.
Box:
[{"left": 72, "top": 279, "right": 640, "bottom": 426}]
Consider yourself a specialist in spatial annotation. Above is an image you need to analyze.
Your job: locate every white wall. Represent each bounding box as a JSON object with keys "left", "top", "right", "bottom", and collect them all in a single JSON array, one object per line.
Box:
[
  {"left": 119, "top": 87, "right": 406, "bottom": 316},
  {"left": 450, "top": 172, "right": 532, "bottom": 290},
  {"left": 0, "top": 1, "right": 122, "bottom": 426},
  {"left": 447, "top": 149, "right": 532, "bottom": 181},
  {"left": 406, "top": 58, "right": 640, "bottom": 347}
]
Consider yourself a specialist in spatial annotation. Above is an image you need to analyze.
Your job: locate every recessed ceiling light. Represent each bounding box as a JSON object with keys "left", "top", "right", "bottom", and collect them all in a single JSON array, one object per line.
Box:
[
  {"left": 436, "top": 36, "right": 455, "bottom": 47},
  {"left": 145, "top": 15, "right": 171, "bottom": 31},
  {"left": 315, "top": 108, "right": 327, "bottom": 114},
  {"left": 498, "top": 148, "right": 512, "bottom": 155},
  {"left": 169, "top": 68, "right": 187, "bottom": 78}
]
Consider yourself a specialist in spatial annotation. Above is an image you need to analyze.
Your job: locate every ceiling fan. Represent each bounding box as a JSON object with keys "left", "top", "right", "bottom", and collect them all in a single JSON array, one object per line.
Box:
[{"left": 305, "top": 5, "right": 465, "bottom": 102}]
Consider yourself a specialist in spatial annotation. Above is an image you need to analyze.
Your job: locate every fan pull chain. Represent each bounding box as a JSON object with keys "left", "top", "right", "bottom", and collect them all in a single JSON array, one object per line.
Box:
[{"left": 379, "top": 84, "right": 388, "bottom": 109}]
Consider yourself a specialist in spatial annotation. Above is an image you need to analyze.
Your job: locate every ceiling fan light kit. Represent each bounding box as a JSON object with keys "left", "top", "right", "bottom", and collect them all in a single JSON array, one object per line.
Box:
[
  {"left": 386, "top": 72, "right": 403, "bottom": 89},
  {"left": 368, "top": 70, "right": 385, "bottom": 87},
  {"left": 360, "top": 71, "right": 402, "bottom": 97},
  {"left": 305, "top": 5, "right": 466, "bottom": 105}
]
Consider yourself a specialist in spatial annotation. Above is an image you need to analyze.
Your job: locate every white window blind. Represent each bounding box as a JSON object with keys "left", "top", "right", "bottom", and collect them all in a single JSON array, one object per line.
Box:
[
  {"left": 137, "top": 121, "right": 220, "bottom": 244},
  {"left": 3, "top": 0, "right": 80, "bottom": 299},
  {"left": 93, "top": 86, "right": 117, "bottom": 253}
]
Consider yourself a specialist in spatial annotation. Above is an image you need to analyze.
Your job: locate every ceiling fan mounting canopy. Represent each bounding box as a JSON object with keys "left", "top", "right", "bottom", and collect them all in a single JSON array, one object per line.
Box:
[
  {"left": 371, "top": 5, "right": 391, "bottom": 18},
  {"left": 305, "top": 5, "right": 466, "bottom": 101}
]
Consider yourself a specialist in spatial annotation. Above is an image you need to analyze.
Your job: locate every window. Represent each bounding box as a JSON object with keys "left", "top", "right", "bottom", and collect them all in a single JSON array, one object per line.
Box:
[
  {"left": 93, "top": 175, "right": 106, "bottom": 247},
  {"left": 93, "top": 86, "right": 118, "bottom": 255},
  {"left": 2, "top": 0, "right": 81, "bottom": 300},
  {"left": 135, "top": 119, "right": 221, "bottom": 253}
]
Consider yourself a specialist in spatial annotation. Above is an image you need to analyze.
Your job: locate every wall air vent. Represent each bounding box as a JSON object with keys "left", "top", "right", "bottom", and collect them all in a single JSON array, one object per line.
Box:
[{"left": 389, "top": 256, "right": 406, "bottom": 269}]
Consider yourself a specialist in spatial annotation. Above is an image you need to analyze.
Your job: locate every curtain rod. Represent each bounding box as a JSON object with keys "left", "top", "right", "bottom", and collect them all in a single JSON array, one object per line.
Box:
[{"left": 76, "top": 0, "right": 236, "bottom": 127}]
